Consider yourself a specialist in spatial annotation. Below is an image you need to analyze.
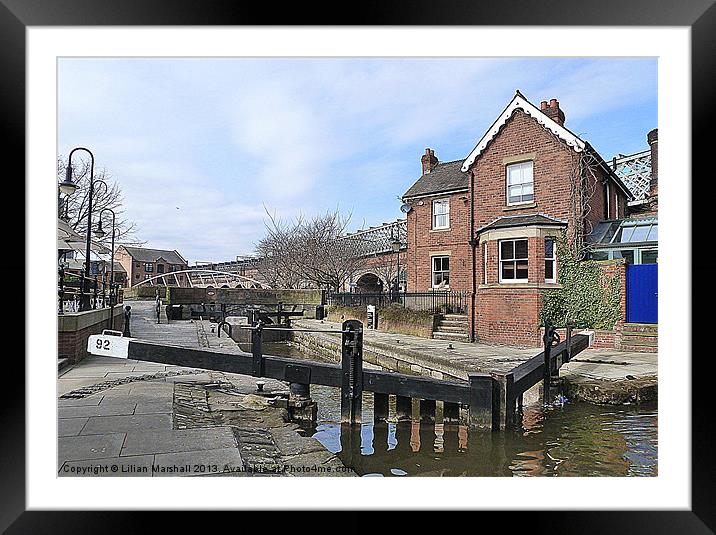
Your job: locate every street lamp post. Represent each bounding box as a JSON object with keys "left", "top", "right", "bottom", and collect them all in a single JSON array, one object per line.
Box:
[
  {"left": 64, "top": 148, "right": 109, "bottom": 312},
  {"left": 95, "top": 208, "right": 117, "bottom": 327}
]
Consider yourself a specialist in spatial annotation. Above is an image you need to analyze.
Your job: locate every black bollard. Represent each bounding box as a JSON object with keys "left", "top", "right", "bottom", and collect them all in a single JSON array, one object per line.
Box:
[{"left": 123, "top": 305, "right": 132, "bottom": 337}]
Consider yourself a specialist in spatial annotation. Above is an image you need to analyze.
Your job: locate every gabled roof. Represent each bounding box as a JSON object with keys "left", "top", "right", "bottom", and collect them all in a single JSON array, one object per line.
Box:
[
  {"left": 461, "top": 91, "right": 586, "bottom": 172},
  {"left": 119, "top": 246, "right": 187, "bottom": 265},
  {"left": 476, "top": 213, "right": 567, "bottom": 234},
  {"left": 402, "top": 160, "right": 468, "bottom": 199}
]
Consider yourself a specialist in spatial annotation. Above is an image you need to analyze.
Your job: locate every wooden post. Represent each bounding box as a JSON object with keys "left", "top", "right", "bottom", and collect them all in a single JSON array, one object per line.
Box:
[
  {"left": 566, "top": 323, "right": 573, "bottom": 362},
  {"left": 372, "top": 421, "right": 389, "bottom": 455},
  {"left": 340, "top": 320, "right": 363, "bottom": 424},
  {"left": 373, "top": 393, "right": 389, "bottom": 422},
  {"left": 443, "top": 402, "right": 460, "bottom": 424},
  {"left": 251, "top": 321, "right": 263, "bottom": 377},
  {"left": 395, "top": 395, "right": 412, "bottom": 421},
  {"left": 419, "top": 399, "right": 436, "bottom": 423},
  {"left": 468, "top": 373, "right": 493, "bottom": 430},
  {"left": 542, "top": 321, "right": 553, "bottom": 403}
]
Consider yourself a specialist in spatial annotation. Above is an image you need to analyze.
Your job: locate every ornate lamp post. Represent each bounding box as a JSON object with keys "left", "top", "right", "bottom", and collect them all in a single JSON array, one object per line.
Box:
[
  {"left": 64, "top": 148, "right": 108, "bottom": 311},
  {"left": 95, "top": 208, "right": 117, "bottom": 325}
]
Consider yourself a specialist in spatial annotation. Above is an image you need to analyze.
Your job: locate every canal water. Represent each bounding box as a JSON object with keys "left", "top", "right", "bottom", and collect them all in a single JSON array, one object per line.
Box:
[{"left": 253, "top": 341, "right": 658, "bottom": 477}]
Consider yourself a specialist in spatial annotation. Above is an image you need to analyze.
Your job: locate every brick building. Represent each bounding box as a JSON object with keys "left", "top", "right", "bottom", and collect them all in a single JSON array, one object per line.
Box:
[
  {"left": 115, "top": 246, "right": 189, "bottom": 287},
  {"left": 401, "top": 91, "right": 639, "bottom": 346}
]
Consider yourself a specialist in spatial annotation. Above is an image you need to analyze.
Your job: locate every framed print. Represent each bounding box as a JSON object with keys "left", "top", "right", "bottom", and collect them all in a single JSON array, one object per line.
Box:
[{"left": 5, "top": 0, "right": 710, "bottom": 531}]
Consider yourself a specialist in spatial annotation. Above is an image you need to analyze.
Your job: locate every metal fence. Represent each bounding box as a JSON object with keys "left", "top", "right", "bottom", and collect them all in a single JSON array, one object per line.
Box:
[{"left": 328, "top": 290, "right": 469, "bottom": 315}]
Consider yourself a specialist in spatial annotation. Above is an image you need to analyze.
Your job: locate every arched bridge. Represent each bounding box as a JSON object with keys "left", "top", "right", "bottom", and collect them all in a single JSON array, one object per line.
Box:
[{"left": 133, "top": 269, "right": 270, "bottom": 289}]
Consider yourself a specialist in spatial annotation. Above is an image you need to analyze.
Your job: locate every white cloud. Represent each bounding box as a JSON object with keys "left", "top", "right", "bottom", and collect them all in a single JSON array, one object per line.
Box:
[{"left": 59, "top": 57, "right": 656, "bottom": 261}]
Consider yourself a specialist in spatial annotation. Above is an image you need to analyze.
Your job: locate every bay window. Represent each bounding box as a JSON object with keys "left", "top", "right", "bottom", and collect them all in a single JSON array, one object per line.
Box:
[
  {"left": 545, "top": 238, "right": 556, "bottom": 283},
  {"left": 499, "top": 239, "right": 528, "bottom": 282}
]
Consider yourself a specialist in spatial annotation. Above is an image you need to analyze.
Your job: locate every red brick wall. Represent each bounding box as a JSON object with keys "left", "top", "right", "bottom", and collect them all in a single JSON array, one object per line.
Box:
[
  {"left": 471, "top": 110, "right": 575, "bottom": 229},
  {"left": 475, "top": 287, "right": 543, "bottom": 347},
  {"left": 58, "top": 309, "right": 124, "bottom": 364},
  {"left": 405, "top": 192, "right": 473, "bottom": 292}
]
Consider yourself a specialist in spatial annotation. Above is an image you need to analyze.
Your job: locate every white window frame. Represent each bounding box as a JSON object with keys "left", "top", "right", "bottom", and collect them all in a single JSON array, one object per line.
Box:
[
  {"left": 431, "top": 255, "right": 450, "bottom": 288},
  {"left": 499, "top": 239, "right": 529, "bottom": 283},
  {"left": 483, "top": 242, "right": 488, "bottom": 284},
  {"left": 432, "top": 199, "right": 450, "bottom": 230},
  {"left": 144, "top": 263, "right": 153, "bottom": 272},
  {"left": 545, "top": 237, "right": 557, "bottom": 283},
  {"left": 506, "top": 160, "right": 534, "bottom": 206}
]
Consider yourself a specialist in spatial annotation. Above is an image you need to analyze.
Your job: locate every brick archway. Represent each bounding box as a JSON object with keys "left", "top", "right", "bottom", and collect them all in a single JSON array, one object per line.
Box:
[{"left": 354, "top": 272, "right": 385, "bottom": 294}]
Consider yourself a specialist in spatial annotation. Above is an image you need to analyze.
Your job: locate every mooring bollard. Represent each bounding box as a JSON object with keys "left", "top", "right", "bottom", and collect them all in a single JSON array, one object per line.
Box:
[
  {"left": 123, "top": 305, "right": 132, "bottom": 337},
  {"left": 340, "top": 320, "right": 363, "bottom": 425},
  {"left": 251, "top": 320, "right": 264, "bottom": 377}
]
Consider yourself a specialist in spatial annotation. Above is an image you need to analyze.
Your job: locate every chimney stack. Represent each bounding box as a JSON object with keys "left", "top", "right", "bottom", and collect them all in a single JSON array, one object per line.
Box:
[
  {"left": 421, "top": 148, "right": 438, "bottom": 175},
  {"left": 647, "top": 129, "right": 658, "bottom": 196},
  {"left": 542, "top": 98, "right": 565, "bottom": 126}
]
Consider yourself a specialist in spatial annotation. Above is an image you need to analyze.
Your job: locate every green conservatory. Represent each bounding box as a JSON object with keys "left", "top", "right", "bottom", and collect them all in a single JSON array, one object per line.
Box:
[{"left": 587, "top": 217, "right": 658, "bottom": 265}]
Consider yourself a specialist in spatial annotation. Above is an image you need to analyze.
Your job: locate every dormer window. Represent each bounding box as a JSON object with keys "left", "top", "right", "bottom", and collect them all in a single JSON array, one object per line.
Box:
[
  {"left": 506, "top": 161, "right": 534, "bottom": 206},
  {"left": 432, "top": 199, "right": 450, "bottom": 229}
]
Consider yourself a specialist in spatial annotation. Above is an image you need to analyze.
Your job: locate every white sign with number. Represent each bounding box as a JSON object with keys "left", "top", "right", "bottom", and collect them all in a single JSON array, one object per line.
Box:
[{"left": 87, "top": 332, "right": 130, "bottom": 358}]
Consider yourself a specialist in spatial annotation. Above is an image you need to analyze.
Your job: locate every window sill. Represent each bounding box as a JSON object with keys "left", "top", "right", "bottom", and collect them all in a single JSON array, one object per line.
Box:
[
  {"left": 503, "top": 202, "right": 537, "bottom": 212},
  {"left": 479, "top": 282, "right": 562, "bottom": 290},
  {"left": 430, "top": 227, "right": 451, "bottom": 232}
]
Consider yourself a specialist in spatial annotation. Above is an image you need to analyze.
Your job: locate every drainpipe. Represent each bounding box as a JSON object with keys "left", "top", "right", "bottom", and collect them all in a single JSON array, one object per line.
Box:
[{"left": 469, "top": 170, "right": 477, "bottom": 343}]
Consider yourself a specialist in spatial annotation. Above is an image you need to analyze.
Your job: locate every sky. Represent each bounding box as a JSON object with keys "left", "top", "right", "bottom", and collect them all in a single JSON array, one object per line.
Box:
[{"left": 58, "top": 58, "right": 657, "bottom": 264}]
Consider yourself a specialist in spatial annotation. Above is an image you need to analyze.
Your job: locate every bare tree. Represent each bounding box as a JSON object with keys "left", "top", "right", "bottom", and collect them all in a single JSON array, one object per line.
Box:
[
  {"left": 255, "top": 209, "right": 368, "bottom": 291},
  {"left": 57, "top": 155, "right": 143, "bottom": 246}
]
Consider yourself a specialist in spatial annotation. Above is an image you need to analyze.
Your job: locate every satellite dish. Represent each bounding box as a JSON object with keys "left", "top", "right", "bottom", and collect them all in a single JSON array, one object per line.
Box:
[{"left": 400, "top": 203, "right": 412, "bottom": 214}]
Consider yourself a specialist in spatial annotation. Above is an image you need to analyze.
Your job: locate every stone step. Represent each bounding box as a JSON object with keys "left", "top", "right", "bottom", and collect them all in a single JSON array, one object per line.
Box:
[
  {"left": 438, "top": 319, "right": 468, "bottom": 328},
  {"left": 623, "top": 323, "right": 658, "bottom": 333},
  {"left": 621, "top": 344, "right": 658, "bottom": 353},
  {"left": 58, "top": 358, "right": 69, "bottom": 372},
  {"left": 432, "top": 331, "right": 469, "bottom": 342},
  {"left": 622, "top": 332, "right": 658, "bottom": 340},
  {"left": 621, "top": 338, "right": 658, "bottom": 347},
  {"left": 435, "top": 325, "right": 468, "bottom": 334},
  {"left": 443, "top": 314, "right": 468, "bottom": 321}
]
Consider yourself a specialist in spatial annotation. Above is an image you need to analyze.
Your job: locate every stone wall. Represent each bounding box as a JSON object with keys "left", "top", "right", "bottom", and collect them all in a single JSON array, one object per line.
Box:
[
  {"left": 166, "top": 287, "right": 325, "bottom": 307},
  {"left": 326, "top": 304, "right": 437, "bottom": 339},
  {"left": 123, "top": 286, "right": 167, "bottom": 299},
  {"left": 58, "top": 307, "right": 125, "bottom": 364}
]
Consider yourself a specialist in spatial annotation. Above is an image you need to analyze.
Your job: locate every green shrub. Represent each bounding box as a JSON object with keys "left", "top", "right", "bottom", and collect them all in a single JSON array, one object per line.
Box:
[{"left": 541, "top": 232, "right": 622, "bottom": 330}]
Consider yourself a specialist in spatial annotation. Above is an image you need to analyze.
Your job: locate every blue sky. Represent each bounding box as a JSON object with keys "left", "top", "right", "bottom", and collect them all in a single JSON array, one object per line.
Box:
[{"left": 58, "top": 58, "right": 657, "bottom": 263}]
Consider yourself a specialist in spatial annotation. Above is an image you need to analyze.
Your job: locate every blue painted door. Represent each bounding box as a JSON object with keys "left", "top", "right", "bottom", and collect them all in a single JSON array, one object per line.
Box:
[{"left": 626, "top": 264, "right": 658, "bottom": 323}]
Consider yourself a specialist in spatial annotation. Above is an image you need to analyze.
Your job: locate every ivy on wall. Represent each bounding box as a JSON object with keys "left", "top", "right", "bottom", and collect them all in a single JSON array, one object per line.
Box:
[{"left": 540, "top": 232, "right": 622, "bottom": 330}]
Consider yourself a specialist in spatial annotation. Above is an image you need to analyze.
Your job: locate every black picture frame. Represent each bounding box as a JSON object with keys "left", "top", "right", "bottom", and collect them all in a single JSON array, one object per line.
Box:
[{"left": 4, "top": 0, "right": 707, "bottom": 532}]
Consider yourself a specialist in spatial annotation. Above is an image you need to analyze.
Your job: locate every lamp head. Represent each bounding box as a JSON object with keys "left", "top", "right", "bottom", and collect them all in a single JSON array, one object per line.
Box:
[
  {"left": 59, "top": 165, "right": 77, "bottom": 195},
  {"left": 94, "top": 220, "right": 106, "bottom": 238}
]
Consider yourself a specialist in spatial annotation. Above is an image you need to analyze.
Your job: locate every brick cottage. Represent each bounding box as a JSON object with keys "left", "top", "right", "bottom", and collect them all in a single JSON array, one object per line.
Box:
[{"left": 401, "top": 91, "right": 639, "bottom": 346}]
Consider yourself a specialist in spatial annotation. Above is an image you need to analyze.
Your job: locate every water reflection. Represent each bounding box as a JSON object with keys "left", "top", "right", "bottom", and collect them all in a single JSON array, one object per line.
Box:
[{"left": 261, "top": 341, "right": 658, "bottom": 477}]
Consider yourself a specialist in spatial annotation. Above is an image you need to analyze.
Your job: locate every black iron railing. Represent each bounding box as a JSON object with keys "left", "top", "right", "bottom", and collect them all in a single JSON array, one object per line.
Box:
[{"left": 328, "top": 290, "right": 469, "bottom": 315}]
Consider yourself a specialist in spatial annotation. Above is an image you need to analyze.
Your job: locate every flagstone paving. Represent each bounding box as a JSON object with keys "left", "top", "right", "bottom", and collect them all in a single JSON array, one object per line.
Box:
[{"left": 57, "top": 300, "right": 354, "bottom": 477}]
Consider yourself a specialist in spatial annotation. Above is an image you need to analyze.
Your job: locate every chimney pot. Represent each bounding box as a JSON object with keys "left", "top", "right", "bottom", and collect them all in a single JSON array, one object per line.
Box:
[
  {"left": 542, "top": 98, "right": 565, "bottom": 126},
  {"left": 540, "top": 101, "right": 548, "bottom": 110},
  {"left": 421, "top": 147, "right": 439, "bottom": 175}
]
